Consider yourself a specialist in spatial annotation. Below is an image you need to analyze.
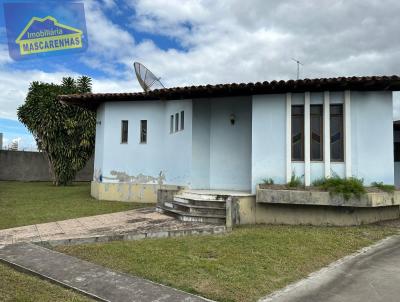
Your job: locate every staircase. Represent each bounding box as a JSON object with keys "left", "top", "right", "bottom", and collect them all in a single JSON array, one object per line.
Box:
[{"left": 157, "top": 190, "right": 227, "bottom": 225}]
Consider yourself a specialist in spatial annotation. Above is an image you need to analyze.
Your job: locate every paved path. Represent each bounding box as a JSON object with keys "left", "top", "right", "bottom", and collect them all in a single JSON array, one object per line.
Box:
[
  {"left": 0, "top": 208, "right": 225, "bottom": 246},
  {"left": 0, "top": 243, "right": 212, "bottom": 302},
  {"left": 260, "top": 235, "right": 400, "bottom": 302}
]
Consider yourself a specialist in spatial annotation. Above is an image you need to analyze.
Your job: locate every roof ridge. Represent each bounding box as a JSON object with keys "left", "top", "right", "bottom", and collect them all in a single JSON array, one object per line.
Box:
[{"left": 59, "top": 75, "right": 400, "bottom": 110}]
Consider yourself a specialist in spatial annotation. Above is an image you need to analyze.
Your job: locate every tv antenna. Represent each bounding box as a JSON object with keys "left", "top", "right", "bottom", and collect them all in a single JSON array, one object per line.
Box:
[
  {"left": 134, "top": 62, "right": 165, "bottom": 92},
  {"left": 291, "top": 58, "right": 303, "bottom": 80}
]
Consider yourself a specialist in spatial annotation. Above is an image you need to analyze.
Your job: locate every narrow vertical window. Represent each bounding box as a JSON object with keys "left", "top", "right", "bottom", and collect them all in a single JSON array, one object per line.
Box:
[
  {"left": 330, "top": 104, "right": 344, "bottom": 161},
  {"left": 180, "top": 111, "right": 185, "bottom": 131},
  {"left": 121, "top": 120, "right": 128, "bottom": 143},
  {"left": 175, "top": 113, "right": 179, "bottom": 132},
  {"left": 310, "top": 105, "right": 323, "bottom": 161},
  {"left": 395, "top": 141, "right": 400, "bottom": 162},
  {"left": 395, "top": 125, "right": 400, "bottom": 162},
  {"left": 291, "top": 105, "right": 304, "bottom": 161},
  {"left": 140, "top": 120, "right": 147, "bottom": 144},
  {"left": 170, "top": 115, "right": 174, "bottom": 133}
]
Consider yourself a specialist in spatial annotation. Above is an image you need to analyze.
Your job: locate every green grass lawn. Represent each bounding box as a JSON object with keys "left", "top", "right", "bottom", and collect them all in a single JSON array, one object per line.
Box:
[
  {"left": 0, "top": 263, "right": 92, "bottom": 302},
  {"left": 57, "top": 225, "right": 396, "bottom": 302},
  {"left": 0, "top": 181, "right": 150, "bottom": 230}
]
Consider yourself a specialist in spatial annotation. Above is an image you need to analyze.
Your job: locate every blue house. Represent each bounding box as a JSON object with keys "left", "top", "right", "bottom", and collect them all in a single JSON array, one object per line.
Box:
[{"left": 61, "top": 76, "right": 400, "bottom": 226}]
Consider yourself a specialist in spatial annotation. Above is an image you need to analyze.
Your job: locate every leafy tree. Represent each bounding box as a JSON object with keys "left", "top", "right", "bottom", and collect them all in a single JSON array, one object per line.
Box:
[{"left": 18, "top": 76, "right": 95, "bottom": 186}]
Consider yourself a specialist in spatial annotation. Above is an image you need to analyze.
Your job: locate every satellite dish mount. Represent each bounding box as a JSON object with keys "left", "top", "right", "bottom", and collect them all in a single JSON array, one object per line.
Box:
[{"left": 134, "top": 62, "right": 165, "bottom": 92}]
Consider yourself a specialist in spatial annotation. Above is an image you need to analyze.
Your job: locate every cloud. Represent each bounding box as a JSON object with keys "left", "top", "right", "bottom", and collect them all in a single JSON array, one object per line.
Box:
[
  {"left": 0, "top": 64, "right": 134, "bottom": 150},
  {"left": 2, "top": 0, "right": 400, "bottom": 122},
  {"left": 81, "top": 0, "right": 136, "bottom": 77},
  {"left": 123, "top": 0, "right": 400, "bottom": 83},
  {"left": 100, "top": 0, "right": 117, "bottom": 9},
  {"left": 0, "top": 44, "right": 12, "bottom": 65},
  {"left": 0, "top": 66, "right": 137, "bottom": 120},
  {"left": 0, "top": 68, "right": 79, "bottom": 120}
]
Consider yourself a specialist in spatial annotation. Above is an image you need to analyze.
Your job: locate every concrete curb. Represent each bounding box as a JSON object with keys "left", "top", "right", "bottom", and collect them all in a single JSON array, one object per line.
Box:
[
  {"left": 258, "top": 234, "right": 400, "bottom": 302},
  {"left": 21, "top": 225, "right": 227, "bottom": 247}
]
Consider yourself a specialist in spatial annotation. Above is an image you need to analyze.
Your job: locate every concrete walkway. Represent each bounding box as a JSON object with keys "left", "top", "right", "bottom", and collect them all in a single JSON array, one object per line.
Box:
[
  {"left": 0, "top": 208, "right": 225, "bottom": 246},
  {"left": 0, "top": 243, "right": 212, "bottom": 302},
  {"left": 260, "top": 235, "right": 400, "bottom": 302}
]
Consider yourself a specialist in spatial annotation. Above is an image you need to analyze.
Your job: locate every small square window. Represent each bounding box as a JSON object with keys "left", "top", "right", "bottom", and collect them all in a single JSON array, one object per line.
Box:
[
  {"left": 180, "top": 111, "right": 184, "bottom": 131},
  {"left": 121, "top": 120, "right": 128, "bottom": 143},
  {"left": 140, "top": 120, "right": 147, "bottom": 144}
]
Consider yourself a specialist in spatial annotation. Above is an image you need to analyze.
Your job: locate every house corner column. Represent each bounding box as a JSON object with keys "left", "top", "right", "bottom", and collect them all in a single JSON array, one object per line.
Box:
[
  {"left": 345, "top": 90, "right": 352, "bottom": 178},
  {"left": 324, "top": 91, "right": 331, "bottom": 178},
  {"left": 286, "top": 93, "right": 292, "bottom": 183}
]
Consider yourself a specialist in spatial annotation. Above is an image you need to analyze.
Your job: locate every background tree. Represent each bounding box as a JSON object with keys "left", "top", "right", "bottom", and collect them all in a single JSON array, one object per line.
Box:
[{"left": 18, "top": 76, "right": 95, "bottom": 186}]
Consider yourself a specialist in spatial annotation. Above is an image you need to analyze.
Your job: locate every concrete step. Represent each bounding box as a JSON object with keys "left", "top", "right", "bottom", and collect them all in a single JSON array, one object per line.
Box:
[
  {"left": 157, "top": 206, "right": 226, "bottom": 225},
  {"left": 174, "top": 196, "right": 226, "bottom": 208},
  {"left": 178, "top": 192, "right": 227, "bottom": 201},
  {"left": 164, "top": 201, "right": 226, "bottom": 216}
]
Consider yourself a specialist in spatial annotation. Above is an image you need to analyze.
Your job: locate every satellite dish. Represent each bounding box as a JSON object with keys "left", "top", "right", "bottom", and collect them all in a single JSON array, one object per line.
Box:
[{"left": 134, "top": 62, "right": 165, "bottom": 92}]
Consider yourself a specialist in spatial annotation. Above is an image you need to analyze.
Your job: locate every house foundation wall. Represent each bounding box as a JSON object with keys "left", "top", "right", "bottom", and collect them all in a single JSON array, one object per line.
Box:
[
  {"left": 91, "top": 181, "right": 180, "bottom": 203},
  {"left": 231, "top": 196, "right": 400, "bottom": 226},
  {"left": 91, "top": 182, "right": 400, "bottom": 226}
]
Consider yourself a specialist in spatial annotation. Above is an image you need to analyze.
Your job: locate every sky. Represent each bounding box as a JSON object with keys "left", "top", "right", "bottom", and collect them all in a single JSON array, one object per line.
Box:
[{"left": 0, "top": 0, "right": 400, "bottom": 150}]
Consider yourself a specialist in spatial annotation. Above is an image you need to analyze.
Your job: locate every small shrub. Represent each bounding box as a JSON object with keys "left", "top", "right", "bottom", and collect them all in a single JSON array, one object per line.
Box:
[
  {"left": 262, "top": 178, "right": 274, "bottom": 185},
  {"left": 288, "top": 174, "right": 302, "bottom": 188},
  {"left": 311, "top": 178, "right": 326, "bottom": 187},
  {"left": 371, "top": 181, "right": 395, "bottom": 193},
  {"left": 312, "top": 176, "right": 365, "bottom": 200}
]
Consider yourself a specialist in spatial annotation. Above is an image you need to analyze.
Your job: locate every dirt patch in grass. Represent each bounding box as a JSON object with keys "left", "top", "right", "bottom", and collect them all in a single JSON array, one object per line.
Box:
[
  {"left": 0, "top": 181, "right": 151, "bottom": 230},
  {"left": 56, "top": 225, "right": 396, "bottom": 302}
]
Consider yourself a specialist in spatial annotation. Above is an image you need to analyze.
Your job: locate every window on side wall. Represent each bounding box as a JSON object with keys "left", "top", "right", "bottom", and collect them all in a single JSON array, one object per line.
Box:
[
  {"left": 170, "top": 115, "right": 174, "bottom": 133},
  {"left": 180, "top": 111, "right": 184, "bottom": 131},
  {"left": 310, "top": 105, "right": 323, "bottom": 161},
  {"left": 291, "top": 105, "right": 304, "bottom": 161},
  {"left": 175, "top": 113, "right": 179, "bottom": 132},
  {"left": 140, "top": 120, "right": 147, "bottom": 144},
  {"left": 330, "top": 104, "right": 344, "bottom": 161},
  {"left": 121, "top": 120, "right": 128, "bottom": 143},
  {"left": 395, "top": 141, "right": 400, "bottom": 162}
]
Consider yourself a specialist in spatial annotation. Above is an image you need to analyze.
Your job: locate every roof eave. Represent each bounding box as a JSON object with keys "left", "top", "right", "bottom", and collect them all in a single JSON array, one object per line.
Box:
[{"left": 58, "top": 75, "right": 400, "bottom": 111}]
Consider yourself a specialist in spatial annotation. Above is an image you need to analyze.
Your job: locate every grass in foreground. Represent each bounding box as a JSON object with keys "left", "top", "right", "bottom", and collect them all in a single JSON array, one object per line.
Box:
[
  {"left": 57, "top": 225, "right": 396, "bottom": 302},
  {"left": 0, "top": 181, "right": 150, "bottom": 230},
  {"left": 0, "top": 263, "right": 92, "bottom": 302}
]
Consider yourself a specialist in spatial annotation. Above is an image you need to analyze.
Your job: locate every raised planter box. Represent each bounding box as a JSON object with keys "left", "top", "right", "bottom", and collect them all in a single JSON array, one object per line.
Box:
[{"left": 256, "top": 186, "right": 400, "bottom": 207}]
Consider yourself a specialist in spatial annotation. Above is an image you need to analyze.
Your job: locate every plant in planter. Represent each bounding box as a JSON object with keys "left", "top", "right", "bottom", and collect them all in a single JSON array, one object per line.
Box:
[
  {"left": 288, "top": 173, "right": 302, "bottom": 188},
  {"left": 261, "top": 178, "right": 274, "bottom": 185},
  {"left": 312, "top": 176, "right": 365, "bottom": 200},
  {"left": 371, "top": 181, "right": 395, "bottom": 193}
]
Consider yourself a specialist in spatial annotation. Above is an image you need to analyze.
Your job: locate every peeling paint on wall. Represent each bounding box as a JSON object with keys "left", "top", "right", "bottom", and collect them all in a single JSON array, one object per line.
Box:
[{"left": 104, "top": 170, "right": 166, "bottom": 185}]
